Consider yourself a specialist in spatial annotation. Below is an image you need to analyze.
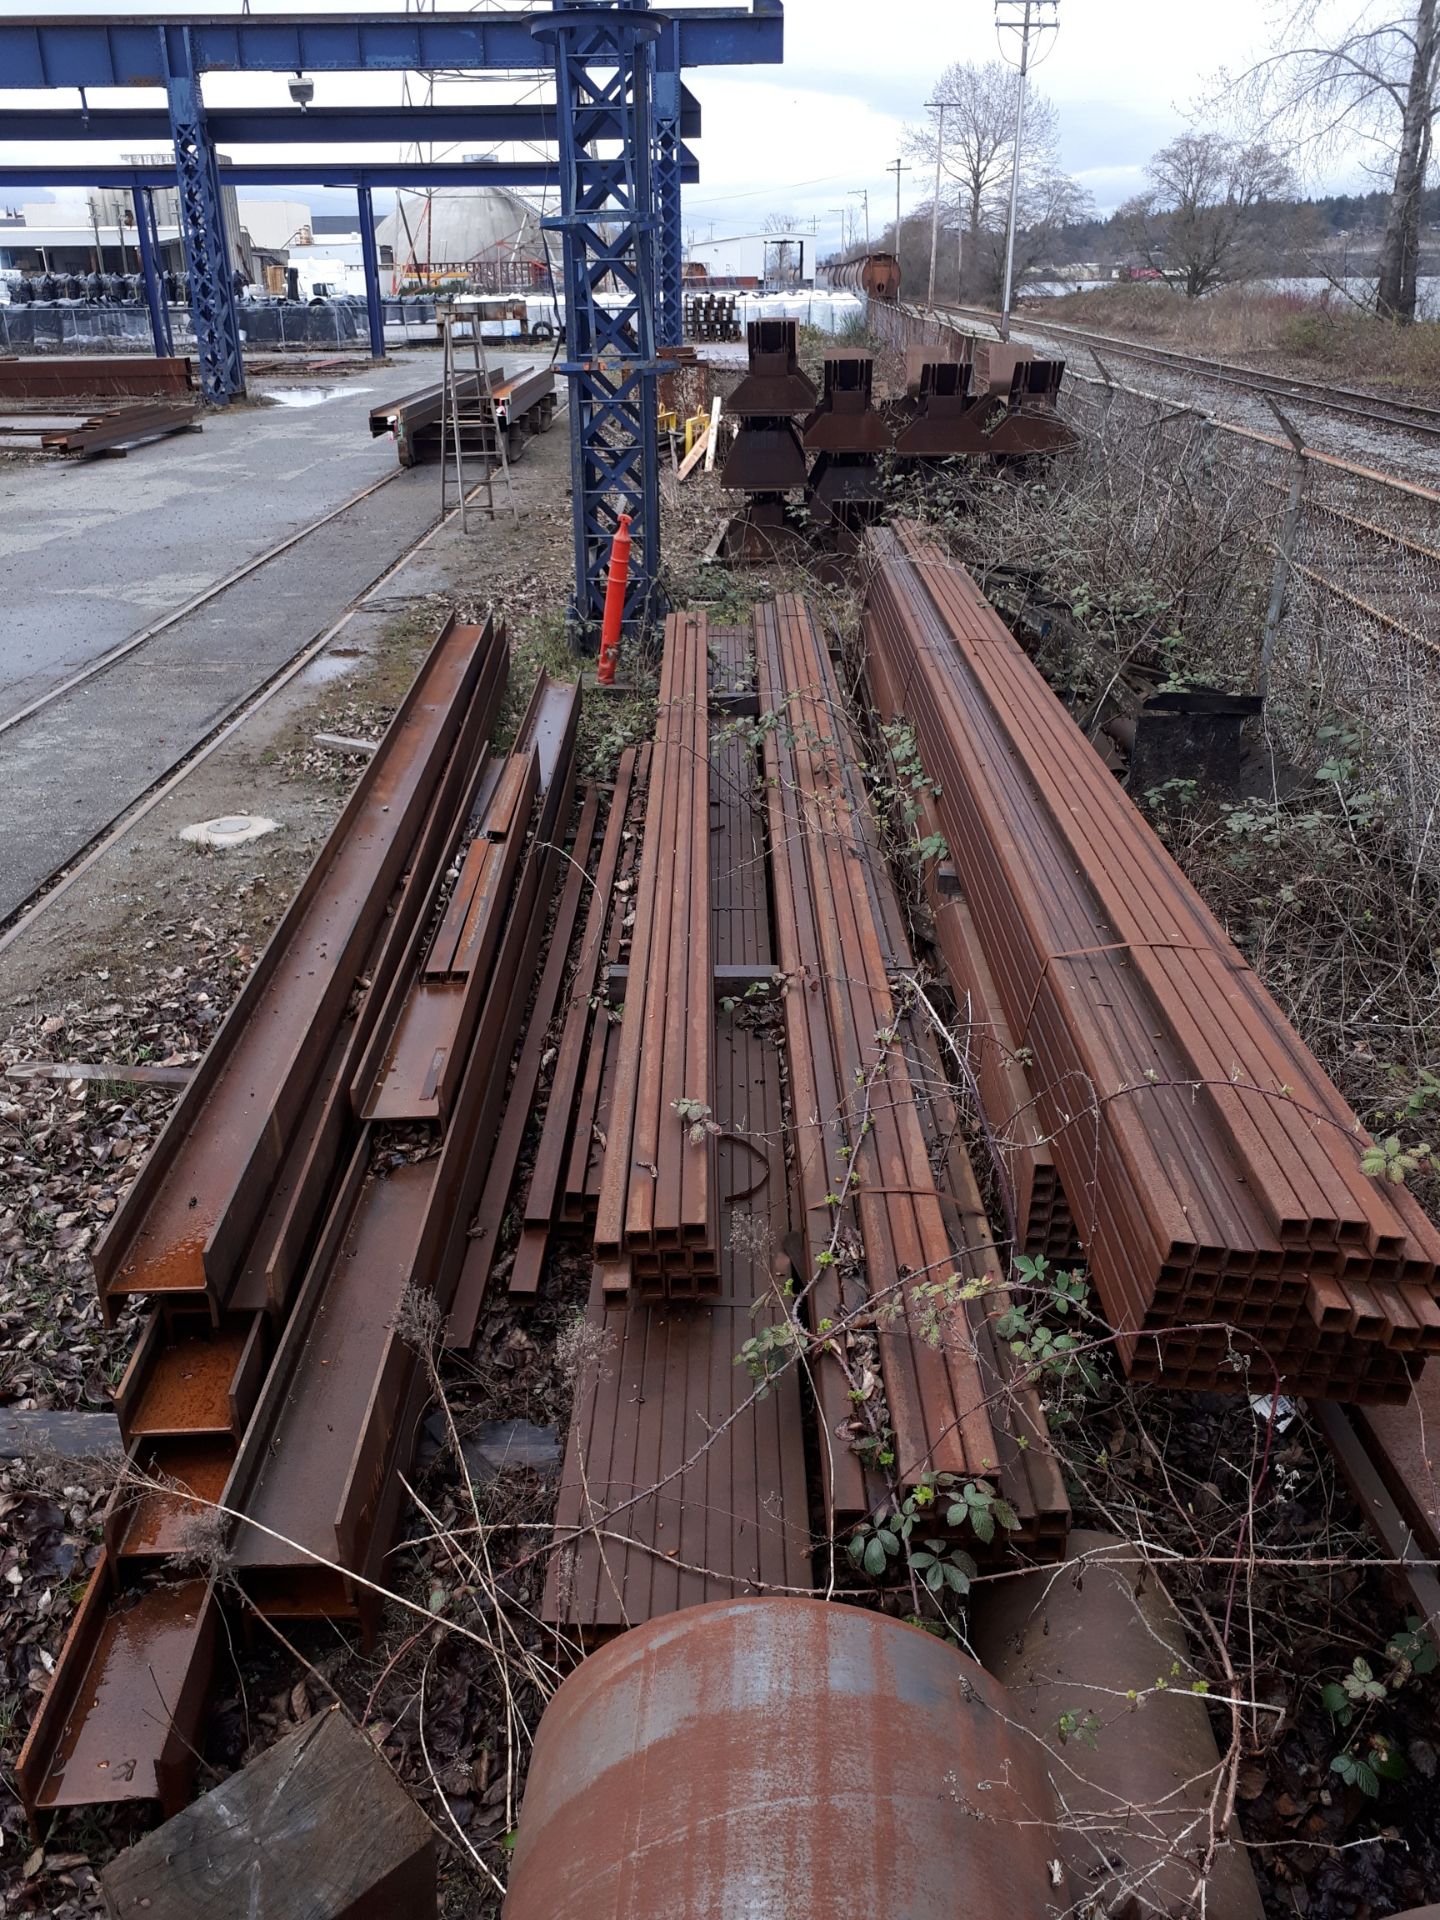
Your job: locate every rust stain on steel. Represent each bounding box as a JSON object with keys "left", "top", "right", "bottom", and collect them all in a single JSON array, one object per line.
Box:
[
  {"left": 17, "top": 1559, "right": 216, "bottom": 1825},
  {"left": 862, "top": 522, "right": 1440, "bottom": 1400},
  {"left": 973, "top": 1531, "right": 1265, "bottom": 1920},
  {"left": 111, "top": 1437, "right": 235, "bottom": 1560},
  {"left": 95, "top": 616, "right": 502, "bottom": 1315},
  {"left": 120, "top": 1325, "right": 250, "bottom": 1440},
  {"left": 507, "top": 1598, "right": 1065, "bottom": 1920}
]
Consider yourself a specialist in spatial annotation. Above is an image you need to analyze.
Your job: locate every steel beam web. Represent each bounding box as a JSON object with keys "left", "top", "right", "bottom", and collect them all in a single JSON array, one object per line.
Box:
[
  {"left": 534, "top": 2, "right": 663, "bottom": 639},
  {"left": 653, "top": 22, "right": 684, "bottom": 349},
  {"left": 165, "top": 34, "right": 244, "bottom": 403}
]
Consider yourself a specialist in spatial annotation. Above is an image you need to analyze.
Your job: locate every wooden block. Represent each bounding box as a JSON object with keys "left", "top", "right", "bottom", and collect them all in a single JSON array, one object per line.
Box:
[{"left": 101, "top": 1709, "right": 436, "bottom": 1920}]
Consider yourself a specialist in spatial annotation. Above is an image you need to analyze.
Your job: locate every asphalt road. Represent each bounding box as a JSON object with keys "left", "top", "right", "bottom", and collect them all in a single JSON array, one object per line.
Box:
[{"left": 0, "top": 357, "right": 455, "bottom": 920}]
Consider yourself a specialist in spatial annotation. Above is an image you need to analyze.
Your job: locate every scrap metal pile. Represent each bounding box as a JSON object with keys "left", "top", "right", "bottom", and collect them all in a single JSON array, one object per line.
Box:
[
  {"left": 721, "top": 320, "right": 1069, "bottom": 561},
  {"left": 864, "top": 521, "right": 1440, "bottom": 1398}
]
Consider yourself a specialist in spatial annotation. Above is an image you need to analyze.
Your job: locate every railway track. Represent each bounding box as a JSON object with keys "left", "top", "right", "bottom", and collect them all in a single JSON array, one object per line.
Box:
[
  {"left": 0, "top": 466, "right": 507, "bottom": 952},
  {"left": 939, "top": 300, "right": 1440, "bottom": 444}
]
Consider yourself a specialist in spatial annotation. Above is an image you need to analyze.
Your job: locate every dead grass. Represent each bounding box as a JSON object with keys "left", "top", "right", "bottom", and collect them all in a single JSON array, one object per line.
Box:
[{"left": 1030, "top": 283, "right": 1440, "bottom": 394}]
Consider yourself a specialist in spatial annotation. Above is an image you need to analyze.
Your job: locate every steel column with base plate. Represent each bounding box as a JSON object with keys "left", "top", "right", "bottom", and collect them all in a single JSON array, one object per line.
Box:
[
  {"left": 132, "top": 186, "right": 173, "bottom": 360},
  {"left": 534, "top": 2, "right": 664, "bottom": 643},
  {"left": 164, "top": 30, "right": 244, "bottom": 404},
  {"left": 357, "top": 183, "right": 385, "bottom": 362}
]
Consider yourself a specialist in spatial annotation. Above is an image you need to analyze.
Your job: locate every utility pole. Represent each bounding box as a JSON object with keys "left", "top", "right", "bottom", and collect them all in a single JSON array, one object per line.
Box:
[
  {"left": 886, "top": 157, "right": 911, "bottom": 256},
  {"left": 995, "top": 0, "right": 1058, "bottom": 340},
  {"left": 925, "top": 98, "right": 945, "bottom": 308},
  {"left": 850, "top": 187, "right": 870, "bottom": 251},
  {"left": 829, "top": 205, "right": 849, "bottom": 256}
]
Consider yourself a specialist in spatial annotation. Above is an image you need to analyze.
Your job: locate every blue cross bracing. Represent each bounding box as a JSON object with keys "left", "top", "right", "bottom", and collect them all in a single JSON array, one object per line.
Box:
[{"left": 0, "top": 4, "right": 785, "bottom": 634}]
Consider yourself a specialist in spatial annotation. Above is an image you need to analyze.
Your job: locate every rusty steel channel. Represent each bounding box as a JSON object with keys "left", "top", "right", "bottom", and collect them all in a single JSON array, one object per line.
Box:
[
  {"left": 15, "top": 630, "right": 588, "bottom": 1827},
  {"left": 864, "top": 522, "right": 1440, "bottom": 1399},
  {"left": 94, "top": 615, "right": 508, "bottom": 1324}
]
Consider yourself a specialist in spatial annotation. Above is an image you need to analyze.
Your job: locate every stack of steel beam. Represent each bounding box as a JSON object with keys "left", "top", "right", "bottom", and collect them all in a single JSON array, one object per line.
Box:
[
  {"left": 759, "top": 596, "right": 1007, "bottom": 1515},
  {"left": 721, "top": 318, "right": 816, "bottom": 559},
  {"left": 801, "top": 348, "right": 892, "bottom": 534},
  {"left": 889, "top": 345, "right": 1072, "bottom": 459},
  {"left": 864, "top": 620, "right": 1077, "bottom": 1262},
  {"left": 594, "top": 613, "right": 718, "bottom": 1297},
  {"left": 864, "top": 522, "right": 1440, "bottom": 1400},
  {"left": 17, "top": 624, "right": 584, "bottom": 1830}
]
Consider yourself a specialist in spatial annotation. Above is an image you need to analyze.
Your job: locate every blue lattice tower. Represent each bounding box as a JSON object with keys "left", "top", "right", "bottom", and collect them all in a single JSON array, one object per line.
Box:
[
  {"left": 532, "top": 2, "right": 663, "bottom": 640},
  {"left": 164, "top": 29, "right": 245, "bottom": 403},
  {"left": 653, "top": 21, "right": 685, "bottom": 349}
]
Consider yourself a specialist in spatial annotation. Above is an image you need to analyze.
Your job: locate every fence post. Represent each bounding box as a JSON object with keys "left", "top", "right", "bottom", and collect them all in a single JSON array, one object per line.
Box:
[{"left": 1259, "top": 397, "right": 1308, "bottom": 697}]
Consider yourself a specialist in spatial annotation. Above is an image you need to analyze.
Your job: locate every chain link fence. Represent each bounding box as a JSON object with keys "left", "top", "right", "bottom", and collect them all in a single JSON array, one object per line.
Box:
[{"left": 870, "top": 299, "right": 1440, "bottom": 879}]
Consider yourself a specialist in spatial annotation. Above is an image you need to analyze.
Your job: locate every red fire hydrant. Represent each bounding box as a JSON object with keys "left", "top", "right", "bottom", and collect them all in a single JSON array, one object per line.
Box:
[{"left": 596, "top": 513, "right": 632, "bottom": 686}]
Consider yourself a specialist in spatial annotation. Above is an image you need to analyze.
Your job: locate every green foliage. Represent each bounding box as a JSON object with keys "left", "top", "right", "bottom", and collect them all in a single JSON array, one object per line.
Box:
[
  {"left": 734, "top": 1318, "right": 801, "bottom": 1397},
  {"left": 1360, "top": 1135, "right": 1439, "bottom": 1187},
  {"left": 1319, "top": 1623, "right": 1435, "bottom": 1797},
  {"left": 847, "top": 1470, "right": 1015, "bottom": 1598},
  {"left": 1057, "top": 1708, "right": 1102, "bottom": 1748},
  {"left": 995, "top": 1259, "right": 1101, "bottom": 1405}
]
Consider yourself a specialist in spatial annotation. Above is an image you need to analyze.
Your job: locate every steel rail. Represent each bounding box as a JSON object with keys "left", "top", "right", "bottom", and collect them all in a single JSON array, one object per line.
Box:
[
  {"left": 0, "top": 466, "right": 402, "bottom": 739},
  {"left": 0, "top": 469, "right": 504, "bottom": 959},
  {"left": 938, "top": 299, "right": 1440, "bottom": 442}
]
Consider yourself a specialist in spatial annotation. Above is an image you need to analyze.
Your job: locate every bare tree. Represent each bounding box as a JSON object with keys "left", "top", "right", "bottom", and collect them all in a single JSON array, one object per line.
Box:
[
  {"left": 1229, "top": 0, "right": 1439, "bottom": 319},
  {"left": 1117, "top": 132, "right": 1293, "bottom": 297},
  {"left": 903, "top": 58, "right": 1069, "bottom": 297}
]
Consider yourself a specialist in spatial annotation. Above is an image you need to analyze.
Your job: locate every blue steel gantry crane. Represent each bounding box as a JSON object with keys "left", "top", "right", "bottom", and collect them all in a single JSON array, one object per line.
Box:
[{"left": 0, "top": 4, "right": 785, "bottom": 633}]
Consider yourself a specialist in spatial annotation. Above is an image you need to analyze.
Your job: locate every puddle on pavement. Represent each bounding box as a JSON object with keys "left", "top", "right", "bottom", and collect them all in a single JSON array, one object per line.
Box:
[
  {"left": 262, "top": 385, "right": 373, "bottom": 409},
  {"left": 300, "top": 650, "right": 366, "bottom": 686}
]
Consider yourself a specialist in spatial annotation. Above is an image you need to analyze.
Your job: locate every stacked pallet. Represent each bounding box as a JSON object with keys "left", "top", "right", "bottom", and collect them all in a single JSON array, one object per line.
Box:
[
  {"left": 864, "top": 521, "right": 1440, "bottom": 1400},
  {"left": 594, "top": 613, "right": 717, "bottom": 1297}
]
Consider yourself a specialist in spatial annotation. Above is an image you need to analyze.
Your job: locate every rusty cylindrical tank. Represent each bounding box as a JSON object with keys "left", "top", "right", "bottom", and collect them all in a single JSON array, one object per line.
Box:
[
  {"left": 828, "top": 252, "right": 902, "bottom": 301},
  {"left": 971, "top": 1531, "right": 1266, "bottom": 1920},
  {"left": 504, "top": 1597, "right": 1067, "bottom": 1920}
]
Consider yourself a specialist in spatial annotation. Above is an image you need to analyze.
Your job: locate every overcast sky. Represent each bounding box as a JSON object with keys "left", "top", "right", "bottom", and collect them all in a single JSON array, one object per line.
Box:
[{"left": 0, "top": 0, "right": 1332, "bottom": 247}]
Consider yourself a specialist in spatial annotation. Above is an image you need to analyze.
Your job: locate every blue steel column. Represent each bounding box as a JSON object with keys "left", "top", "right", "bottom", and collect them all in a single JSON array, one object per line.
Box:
[
  {"left": 357, "top": 184, "right": 385, "bottom": 360},
  {"left": 132, "top": 184, "right": 174, "bottom": 358},
  {"left": 163, "top": 26, "right": 245, "bottom": 403},
  {"left": 533, "top": 2, "right": 663, "bottom": 641},
  {"left": 653, "top": 22, "right": 684, "bottom": 348}
]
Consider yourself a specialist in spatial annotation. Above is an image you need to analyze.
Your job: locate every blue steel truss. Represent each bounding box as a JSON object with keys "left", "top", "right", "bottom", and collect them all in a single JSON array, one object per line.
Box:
[
  {"left": 0, "top": 9, "right": 782, "bottom": 88},
  {"left": 533, "top": 3, "right": 664, "bottom": 638},
  {"left": 165, "top": 33, "right": 244, "bottom": 402},
  {"left": 652, "top": 21, "right": 684, "bottom": 349}
]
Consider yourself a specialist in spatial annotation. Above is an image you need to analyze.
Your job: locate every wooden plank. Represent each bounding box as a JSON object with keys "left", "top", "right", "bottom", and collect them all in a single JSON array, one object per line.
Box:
[{"left": 100, "top": 1709, "right": 435, "bottom": 1920}]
